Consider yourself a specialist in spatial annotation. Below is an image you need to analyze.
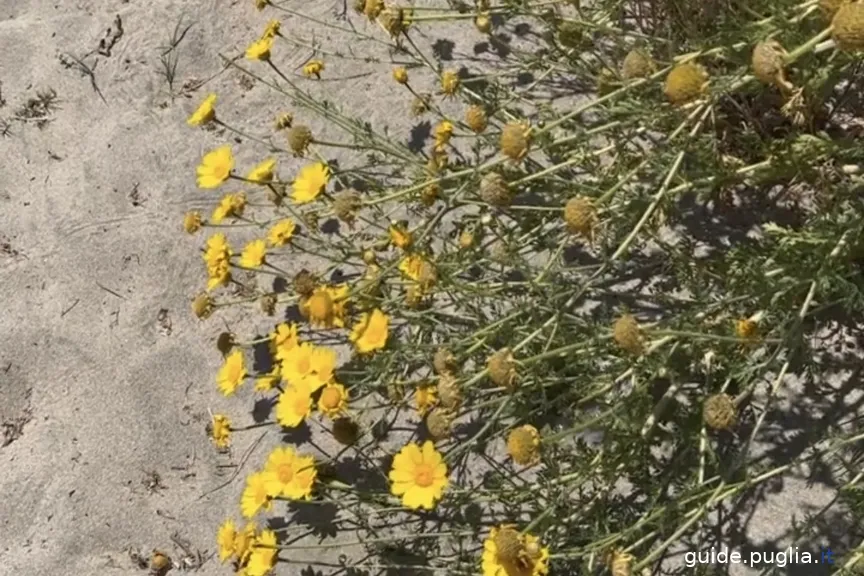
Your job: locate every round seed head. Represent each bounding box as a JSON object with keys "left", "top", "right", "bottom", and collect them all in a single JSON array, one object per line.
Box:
[
  {"left": 703, "top": 393, "right": 737, "bottom": 430},
  {"left": 433, "top": 347, "right": 457, "bottom": 375},
  {"left": 293, "top": 270, "right": 317, "bottom": 298},
  {"left": 621, "top": 49, "right": 656, "bottom": 80},
  {"left": 563, "top": 196, "right": 596, "bottom": 237},
  {"left": 459, "top": 229, "right": 475, "bottom": 249},
  {"left": 362, "top": 249, "right": 377, "bottom": 265},
  {"left": 393, "top": 66, "right": 409, "bottom": 84},
  {"left": 420, "top": 183, "right": 440, "bottom": 206},
  {"left": 500, "top": 121, "right": 531, "bottom": 162},
  {"left": 493, "top": 526, "right": 525, "bottom": 564},
  {"left": 832, "top": 3, "right": 864, "bottom": 51},
  {"left": 418, "top": 260, "right": 438, "bottom": 289},
  {"left": 475, "top": 13, "right": 492, "bottom": 33},
  {"left": 426, "top": 408, "right": 453, "bottom": 440},
  {"left": 819, "top": 0, "right": 845, "bottom": 19},
  {"left": 608, "top": 549, "right": 635, "bottom": 576},
  {"left": 333, "top": 189, "right": 362, "bottom": 225},
  {"left": 287, "top": 125, "right": 313, "bottom": 156},
  {"left": 437, "top": 371, "right": 463, "bottom": 410},
  {"left": 557, "top": 21, "right": 584, "bottom": 48},
  {"left": 364, "top": 0, "right": 384, "bottom": 19},
  {"left": 479, "top": 172, "right": 512, "bottom": 207},
  {"left": 465, "top": 105, "right": 488, "bottom": 133},
  {"left": 488, "top": 347, "right": 517, "bottom": 390},
  {"left": 664, "top": 63, "right": 709, "bottom": 105},
  {"left": 507, "top": 424, "right": 541, "bottom": 466},
  {"left": 751, "top": 40, "right": 788, "bottom": 85},
  {"left": 613, "top": 314, "right": 643, "bottom": 355},
  {"left": 192, "top": 292, "right": 213, "bottom": 319}
]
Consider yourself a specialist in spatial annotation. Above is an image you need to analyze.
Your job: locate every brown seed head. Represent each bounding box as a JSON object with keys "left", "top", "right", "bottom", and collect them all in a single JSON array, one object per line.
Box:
[
  {"left": 507, "top": 424, "right": 541, "bottom": 466},
  {"left": 437, "top": 371, "right": 463, "bottom": 410},
  {"left": 364, "top": 0, "right": 384, "bottom": 19},
  {"left": 465, "top": 105, "right": 488, "bottom": 133},
  {"left": 411, "top": 94, "right": 431, "bottom": 116},
  {"left": 433, "top": 347, "right": 457, "bottom": 375},
  {"left": 664, "top": 63, "right": 709, "bottom": 105},
  {"left": 293, "top": 270, "right": 317, "bottom": 298},
  {"left": 287, "top": 125, "right": 313, "bottom": 156},
  {"left": 216, "top": 332, "right": 235, "bottom": 356},
  {"left": 832, "top": 2, "right": 864, "bottom": 51},
  {"left": 420, "top": 183, "right": 440, "bottom": 207},
  {"left": 563, "top": 196, "right": 596, "bottom": 237},
  {"left": 333, "top": 189, "right": 362, "bottom": 225},
  {"left": 426, "top": 408, "right": 453, "bottom": 440},
  {"left": 621, "top": 49, "right": 656, "bottom": 80},
  {"left": 735, "top": 318, "right": 758, "bottom": 340},
  {"left": 751, "top": 40, "right": 789, "bottom": 87},
  {"left": 488, "top": 347, "right": 517, "bottom": 390},
  {"left": 479, "top": 172, "right": 512, "bottom": 207},
  {"left": 500, "top": 121, "right": 531, "bottom": 162},
  {"left": 380, "top": 7, "right": 407, "bottom": 37},
  {"left": 703, "top": 393, "right": 737, "bottom": 430},
  {"left": 192, "top": 292, "right": 213, "bottom": 320},
  {"left": 183, "top": 211, "right": 202, "bottom": 234},
  {"left": 613, "top": 314, "right": 643, "bottom": 355},
  {"left": 608, "top": 549, "right": 635, "bottom": 576},
  {"left": 418, "top": 260, "right": 438, "bottom": 289},
  {"left": 259, "top": 294, "right": 278, "bottom": 316},
  {"left": 493, "top": 526, "right": 525, "bottom": 564}
]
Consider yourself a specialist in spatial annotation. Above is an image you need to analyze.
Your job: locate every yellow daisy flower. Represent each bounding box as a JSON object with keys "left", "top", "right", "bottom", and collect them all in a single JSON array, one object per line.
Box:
[
  {"left": 234, "top": 522, "right": 258, "bottom": 565},
  {"left": 240, "top": 472, "right": 273, "bottom": 518},
  {"left": 307, "top": 346, "right": 337, "bottom": 390},
  {"left": 389, "top": 441, "right": 448, "bottom": 510},
  {"left": 415, "top": 384, "right": 437, "bottom": 416},
  {"left": 302, "top": 59, "right": 324, "bottom": 78},
  {"left": 255, "top": 366, "right": 282, "bottom": 392},
  {"left": 207, "top": 259, "right": 231, "bottom": 291},
  {"left": 318, "top": 382, "right": 348, "bottom": 418},
  {"left": 240, "top": 239, "right": 267, "bottom": 269},
  {"left": 349, "top": 309, "right": 389, "bottom": 354},
  {"left": 388, "top": 222, "right": 412, "bottom": 249},
  {"left": 217, "top": 350, "right": 247, "bottom": 396},
  {"left": 263, "top": 446, "right": 317, "bottom": 500},
  {"left": 187, "top": 93, "right": 217, "bottom": 127},
  {"left": 441, "top": 69, "right": 459, "bottom": 95},
  {"left": 247, "top": 158, "right": 276, "bottom": 183},
  {"left": 246, "top": 530, "right": 278, "bottom": 576},
  {"left": 204, "top": 233, "right": 231, "bottom": 268},
  {"left": 271, "top": 322, "right": 299, "bottom": 360},
  {"left": 263, "top": 19, "right": 281, "bottom": 38},
  {"left": 399, "top": 254, "right": 424, "bottom": 281},
  {"left": 292, "top": 162, "right": 330, "bottom": 203},
  {"left": 210, "top": 414, "right": 232, "bottom": 448},
  {"left": 246, "top": 36, "right": 273, "bottom": 61},
  {"left": 393, "top": 66, "right": 409, "bottom": 84},
  {"left": 216, "top": 519, "right": 237, "bottom": 563},
  {"left": 481, "top": 525, "right": 550, "bottom": 576},
  {"left": 196, "top": 145, "right": 234, "bottom": 189},
  {"left": 275, "top": 383, "right": 314, "bottom": 428},
  {"left": 267, "top": 219, "right": 296, "bottom": 246},
  {"left": 280, "top": 342, "right": 316, "bottom": 386}
]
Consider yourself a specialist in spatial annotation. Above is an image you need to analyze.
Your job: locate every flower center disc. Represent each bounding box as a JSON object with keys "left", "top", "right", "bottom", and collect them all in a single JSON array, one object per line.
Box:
[
  {"left": 278, "top": 463, "right": 294, "bottom": 484},
  {"left": 414, "top": 463, "right": 434, "bottom": 487}
]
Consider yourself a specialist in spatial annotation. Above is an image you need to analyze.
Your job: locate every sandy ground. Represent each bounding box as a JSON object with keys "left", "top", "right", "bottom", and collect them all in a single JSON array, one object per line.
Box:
[{"left": 0, "top": 1, "right": 859, "bottom": 575}]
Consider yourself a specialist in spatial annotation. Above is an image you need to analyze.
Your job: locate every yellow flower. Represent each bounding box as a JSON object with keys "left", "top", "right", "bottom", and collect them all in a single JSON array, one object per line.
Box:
[
  {"left": 307, "top": 346, "right": 337, "bottom": 390},
  {"left": 240, "top": 239, "right": 267, "bottom": 268},
  {"left": 204, "top": 233, "right": 231, "bottom": 267},
  {"left": 318, "top": 382, "right": 348, "bottom": 418},
  {"left": 234, "top": 522, "right": 258, "bottom": 565},
  {"left": 240, "top": 472, "right": 273, "bottom": 518},
  {"left": 389, "top": 441, "right": 448, "bottom": 510},
  {"left": 187, "top": 93, "right": 217, "bottom": 126},
  {"left": 393, "top": 66, "right": 409, "bottom": 84},
  {"left": 246, "top": 36, "right": 273, "bottom": 60},
  {"left": 263, "top": 446, "right": 317, "bottom": 500},
  {"left": 415, "top": 384, "right": 437, "bottom": 416},
  {"left": 292, "top": 162, "right": 330, "bottom": 203},
  {"left": 263, "top": 19, "right": 281, "bottom": 38},
  {"left": 300, "top": 285, "right": 349, "bottom": 329},
  {"left": 349, "top": 309, "right": 389, "bottom": 354},
  {"left": 207, "top": 260, "right": 231, "bottom": 291},
  {"left": 281, "top": 342, "right": 316, "bottom": 385},
  {"left": 210, "top": 414, "right": 232, "bottom": 448},
  {"left": 216, "top": 519, "right": 237, "bottom": 562},
  {"left": 217, "top": 350, "right": 246, "bottom": 396},
  {"left": 246, "top": 530, "right": 278, "bottom": 576},
  {"left": 255, "top": 366, "right": 282, "bottom": 392},
  {"left": 247, "top": 158, "right": 276, "bottom": 183},
  {"left": 481, "top": 525, "right": 550, "bottom": 576},
  {"left": 275, "top": 382, "right": 314, "bottom": 428},
  {"left": 302, "top": 59, "right": 325, "bottom": 78},
  {"left": 211, "top": 192, "right": 247, "bottom": 224},
  {"left": 267, "top": 219, "right": 296, "bottom": 246},
  {"left": 399, "top": 254, "right": 425, "bottom": 281},
  {"left": 441, "top": 70, "right": 459, "bottom": 95},
  {"left": 434, "top": 120, "right": 454, "bottom": 151},
  {"left": 388, "top": 222, "right": 413, "bottom": 249},
  {"left": 183, "top": 211, "right": 202, "bottom": 234},
  {"left": 196, "top": 145, "right": 234, "bottom": 189},
  {"left": 271, "top": 322, "right": 299, "bottom": 360}
]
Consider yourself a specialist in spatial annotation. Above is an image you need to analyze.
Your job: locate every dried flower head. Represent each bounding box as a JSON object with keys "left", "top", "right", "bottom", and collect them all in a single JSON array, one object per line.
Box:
[
  {"left": 293, "top": 270, "right": 318, "bottom": 298},
  {"left": 613, "top": 314, "right": 643, "bottom": 355},
  {"left": 735, "top": 318, "right": 759, "bottom": 340},
  {"left": 488, "top": 347, "right": 517, "bottom": 390},
  {"left": 492, "top": 525, "right": 524, "bottom": 563},
  {"left": 259, "top": 294, "right": 278, "bottom": 316},
  {"left": 183, "top": 211, "right": 202, "bottom": 234},
  {"left": 465, "top": 104, "right": 488, "bottom": 133},
  {"left": 287, "top": 125, "right": 313, "bottom": 156},
  {"left": 380, "top": 7, "right": 408, "bottom": 37},
  {"left": 507, "top": 424, "right": 541, "bottom": 466},
  {"left": 437, "top": 371, "right": 463, "bottom": 410},
  {"left": 557, "top": 21, "right": 584, "bottom": 48},
  {"left": 433, "top": 347, "right": 457, "bottom": 375},
  {"left": 411, "top": 94, "right": 431, "bottom": 116},
  {"left": 275, "top": 112, "right": 293, "bottom": 130},
  {"left": 499, "top": 121, "right": 531, "bottom": 162},
  {"left": 420, "top": 183, "right": 440, "bottom": 207},
  {"left": 621, "top": 49, "right": 656, "bottom": 80},
  {"left": 364, "top": 0, "right": 384, "bottom": 19},
  {"left": 441, "top": 70, "right": 460, "bottom": 96},
  {"left": 751, "top": 40, "right": 794, "bottom": 93},
  {"left": 563, "top": 196, "right": 596, "bottom": 237},
  {"left": 302, "top": 59, "right": 325, "bottom": 79},
  {"left": 832, "top": 3, "right": 864, "bottom": 51},
  {"left": 393, "top": 66, "right": 409, "bottom": 84},
  {"left": 192, "top": 292, "right": 213, "bottom": 319},
  {"left": 459, "top": 229, "right": 476, "bottom": 249},
  {"left": 608, "top": 549, "right": 635, "bottom": 576},
  {"left": 426, "top": 408, "right": 453, "bottom": 441},
  {"left": 703, "top": 393, "right": 737, "bottom": 430},
  {"left": 474, "top": 13, "right": 492, "bottom": 33},
  {"left": 479, "top": 172, "right": 512, "bottom": 207},
  {"left": 333, "top": 189, "right": 362, "bottom": 225},
  {"left": 664, "top": 62, "right": 710, "bottom": 105}
]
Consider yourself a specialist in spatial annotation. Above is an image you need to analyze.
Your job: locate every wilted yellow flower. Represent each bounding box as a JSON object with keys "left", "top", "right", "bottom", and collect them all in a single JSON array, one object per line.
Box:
[
  {"left": 240, "top": 239, "right": 267, "bottom": 268},
  {"left": 267, "top": 219, "right": 296, "bottom": 246},
  {"left": 196, "top": 146, "right": 234, "bottom": 189},
  {"left": 389, "top": 441, "right": 448, "bottom": 510},
  {"left": 274, "top": 112, "right": 293, "bottom": 130},
  {"left": 507, "top": 424, "right": 541, "bottom": 466},
  {"left": 482, "top": 525, "right": 550, "bottom": 576},
  {"left": 210, "top": 414, "right": 232, "bottom": 449},
  {"left": 350, "top": 309, "right": 390, "bottom": 353},
  {"left": 415, "top": 384, "right": 437, "bottom": 416},
  {"left": 364, "top": 0, "right": 384, "bottom": 19},
  {"left": 246, "top": 36, "right": 273, "bottom": 61},
  {"left": 393, "top": 66, "right": 409, "bottom": 84},
  {"left": 500, "top": 121, "right": 531, "bottom": 162},
  {"left": 255, "top": 0, "right": 270, "bottom": 9},
  {"left": 246, "top": 158, "right": 276, "bottom": 183},
  {"left": 389, "top": 222, "right": 413, "bottom": 249},
  {"left": 302, "top": 59, "right": 325, "bottom": 78},
  {"left": 735, "top": 318, "right": 759, "bottom": 340},
  {"left": 246, "top": 530, "right": 278, "bottom": 576},
  {"left": 434, "top": 120, "right": 454, "bottom": 151},
  {"left": 263, "top": 19, "right": 281, "bottom": 38},
  {"left": 292, "top": 162, "right": 330, "bottom": 203},
  {"left": 183, "top": 211, "right": 202, "bottom": 234},
  {"left": 192, "top": 292, "right": 213, "bottom": 319},
  {"left": 441, "top": 70, "right": 459, "bottom": 95},
  {"left": 217, "top": 350, "right": 247, "bottom": 397},
  {"left": 187, "top": 93, "right": 217, "bottom": 126},
  {"left": 752, "top": 40, "right": 794, "bottom": 93},
  {"left": 488, "top": 348, "right": 517, "bottom": 390},
  {"left": 211, "top": 192, "right": 247, "bottom": 224}
]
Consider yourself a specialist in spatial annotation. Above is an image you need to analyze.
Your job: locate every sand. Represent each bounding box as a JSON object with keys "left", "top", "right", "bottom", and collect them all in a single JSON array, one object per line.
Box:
[{"left": 0, "top": 1, "right": 859, "bottom": 575}]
